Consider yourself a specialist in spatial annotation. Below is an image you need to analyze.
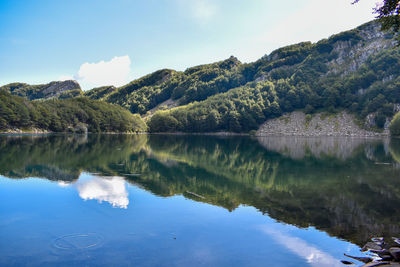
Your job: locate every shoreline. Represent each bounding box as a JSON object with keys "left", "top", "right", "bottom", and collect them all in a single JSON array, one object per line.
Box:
[
  {"left": 256, "top": 111, "right": 390, "bottom": 138},
  {"left": 0, "top": 130, "right": 391, "bottom": 138}
]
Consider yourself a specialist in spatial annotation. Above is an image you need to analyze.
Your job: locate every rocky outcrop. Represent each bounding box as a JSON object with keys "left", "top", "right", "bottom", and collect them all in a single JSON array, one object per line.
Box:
[
  {"left": 67, "top": 123, "right": 88, "bottom": 134},
  {"left": 41, "top": 80, "right": 81, "bottom": 98},
  {"left": 256, "top": 111, "right": 389, "bottom": 137},
  {"left": 145, "top": 98, "right": 179, "bottom": 118},
  {"left": 327, "top": 22, "right": 396, "bottom": 76}
]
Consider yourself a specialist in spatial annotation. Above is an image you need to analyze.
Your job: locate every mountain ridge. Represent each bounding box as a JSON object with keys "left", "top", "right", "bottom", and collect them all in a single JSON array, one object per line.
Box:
[{"left": 1, "top": 20, "right": 400, "bottom": 134}]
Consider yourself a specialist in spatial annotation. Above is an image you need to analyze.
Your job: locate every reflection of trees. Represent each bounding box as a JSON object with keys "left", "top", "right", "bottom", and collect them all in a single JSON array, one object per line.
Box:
[
  {"left": 1, "top": 134, "right": 400, "bottom": 246},
  {"left": 0, "top": 134, "right": 147, "bottom": 180},
  {"left": 390, "top": 138, "right": 400, "bottom": 164}
]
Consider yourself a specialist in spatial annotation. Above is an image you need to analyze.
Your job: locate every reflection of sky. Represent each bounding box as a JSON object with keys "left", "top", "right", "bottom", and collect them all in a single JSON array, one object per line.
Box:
[
  {"left": 0, "top": 174, "right": 367, "bottom": 266},
  {"left": 60, "top": 173, "right": 130, "bottom": 209},
  {"left": 260, "top": 225, "right": 343, "bottom": 267}
]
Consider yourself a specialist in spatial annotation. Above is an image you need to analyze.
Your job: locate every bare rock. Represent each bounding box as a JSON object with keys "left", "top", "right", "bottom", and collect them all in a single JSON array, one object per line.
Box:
[
  {"left": 42, "top": 80, "right": 81, "bottom": 98},
  {"left": 362, "top": 242, "right": 383, "bottom": 251},
  {"left": 389, "top": 248, "right": 400, "bottom": 261},
  {"left": 256, "top": 111, "right": 388, "bottom": 137}
]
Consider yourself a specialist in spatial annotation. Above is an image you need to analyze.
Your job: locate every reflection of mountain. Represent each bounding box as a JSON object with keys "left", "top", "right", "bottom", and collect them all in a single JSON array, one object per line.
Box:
[
  {"left": 257, "top": 136, "right": 385, "bottom": 160},
  {"left": 0, "top": 134, "right": 145, "bottom": 180},
  {"left": 1, "top": 134, "right": 400, "bottom": 246}
]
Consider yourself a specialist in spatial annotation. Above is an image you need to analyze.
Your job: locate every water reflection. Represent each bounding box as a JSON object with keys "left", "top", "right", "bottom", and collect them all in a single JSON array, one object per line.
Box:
[
  {"left": 75, "top": 175, "right": 129, "bottom": 209},
  {"left": 257, "top": 136, "right": 387, "bottom": 160},
  {"left": 0, "top": 134, "right": 400, "bottom": 247},
  {"left": 56, "top": 173, "right": 130, "bottom": 209},
  {"left": 261, "top": 226, "right": 342, "bottom": 267}
]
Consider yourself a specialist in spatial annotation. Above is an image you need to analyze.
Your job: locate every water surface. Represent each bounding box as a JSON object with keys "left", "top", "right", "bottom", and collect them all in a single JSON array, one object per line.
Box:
[{"left": 1, "top": 134, "right": 400, "bottom": 266}]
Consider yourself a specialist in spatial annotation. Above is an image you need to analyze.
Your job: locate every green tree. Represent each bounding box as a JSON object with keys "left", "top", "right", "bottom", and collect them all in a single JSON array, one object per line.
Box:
[{"left": 206, "top": 110, "right": 219, "bottom": 130}]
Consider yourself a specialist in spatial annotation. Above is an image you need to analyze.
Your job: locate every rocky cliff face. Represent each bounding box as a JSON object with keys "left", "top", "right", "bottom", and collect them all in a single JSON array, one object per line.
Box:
[
  {"left": 41, "top": 80, "right": 81, "bottom": 98},
  {"left": 327, "top": 22, "right": 396, "bottom": 76},
  {"left": 255, "top": 21, "right": 396, "bottom": 82}
]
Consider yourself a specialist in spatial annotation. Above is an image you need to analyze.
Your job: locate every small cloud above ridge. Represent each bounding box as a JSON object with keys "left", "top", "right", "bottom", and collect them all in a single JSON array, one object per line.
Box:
[{"left": 60, "top": 55, "right": 132, "bottom": 90}]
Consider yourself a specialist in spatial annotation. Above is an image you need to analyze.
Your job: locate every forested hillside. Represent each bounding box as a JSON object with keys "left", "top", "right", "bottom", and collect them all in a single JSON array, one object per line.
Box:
[
  {"left": 1, "top": 80, "right": 82, "bottom": 100},
  {"left": 83, "top": 57, "right": 245, "bottom": 115},
  {"left": 1, "top": 20, "right": 400, "bottom": 134},
  {"left": 0, "top": 91, "right": 146, "bottom": 133},
  {"left": 147, "top": 21, "right": 400, "bottom": 132}
]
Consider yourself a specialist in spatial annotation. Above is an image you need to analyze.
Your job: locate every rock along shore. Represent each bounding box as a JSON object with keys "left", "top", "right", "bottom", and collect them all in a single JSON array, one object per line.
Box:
[{"left": 256, "top": 111, "right": 388, "bottom": 137}]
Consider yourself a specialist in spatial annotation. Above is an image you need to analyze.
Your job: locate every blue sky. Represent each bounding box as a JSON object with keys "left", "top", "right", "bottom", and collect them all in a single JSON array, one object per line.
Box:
[{"left": 0, "top": 0, "right": 378, "bottom": 90}]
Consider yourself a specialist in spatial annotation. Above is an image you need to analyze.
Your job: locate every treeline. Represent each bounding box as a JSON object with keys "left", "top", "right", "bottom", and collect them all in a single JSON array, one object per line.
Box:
[{"left": 0, "top": 91, "right": 146, "bottom": 132}]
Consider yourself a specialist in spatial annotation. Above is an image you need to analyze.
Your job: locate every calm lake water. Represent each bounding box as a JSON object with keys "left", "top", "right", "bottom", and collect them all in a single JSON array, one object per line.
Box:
[{"left": 1, "top": 134, "right": 400, "bottom": 267}]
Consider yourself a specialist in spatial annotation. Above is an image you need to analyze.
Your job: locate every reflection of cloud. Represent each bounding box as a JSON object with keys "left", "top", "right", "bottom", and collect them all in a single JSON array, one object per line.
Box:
[
  {"left": 260, "top": 226, "right": 342, "bottom": 267},
  {"left": 76, "top": 176, "right": 129, "bottom": 209},
  {"left": 57, "top": 181, "right": 71, "bottom": 187}
]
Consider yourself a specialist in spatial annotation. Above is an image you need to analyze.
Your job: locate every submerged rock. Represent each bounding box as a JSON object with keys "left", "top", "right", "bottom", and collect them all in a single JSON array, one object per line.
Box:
[
  {"left": 344, "top": 253, "right": 373, "bottom": 263},
  {"left": 362, "top": 242, "right": 383, "bottom": 251},
  {"left": 343, "top": 237, "right": 400, "bottom": 266},
  {"left": 341, "top": 260, "right": 355, "bottom": 265},
  {"left": 390, "top": 248, "right": 400, "bottom": 261}
]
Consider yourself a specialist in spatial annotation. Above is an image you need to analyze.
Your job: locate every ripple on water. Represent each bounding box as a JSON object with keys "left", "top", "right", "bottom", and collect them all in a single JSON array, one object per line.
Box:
[{"left": 53, "top": 233, "right": 104, "bottom": 250}]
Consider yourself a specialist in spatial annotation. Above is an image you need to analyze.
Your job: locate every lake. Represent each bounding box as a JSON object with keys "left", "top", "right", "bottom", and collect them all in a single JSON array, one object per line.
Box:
[{"left": 0, "top": 134, "right": 400, "bottom": 266}]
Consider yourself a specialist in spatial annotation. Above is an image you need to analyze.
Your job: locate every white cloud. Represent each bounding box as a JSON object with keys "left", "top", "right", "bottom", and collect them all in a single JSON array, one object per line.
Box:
[
  {"left": 192, "top": 0, "right": 217, "bottom": 21},
  {"left": 177, "top": 0, "right": 218, "bottom": 24},
  {"left": 72, "top": 55, "right": 132, "bottom": 90},
  {"left": 76, "top": 176, "right": 130, "bottom": 209}
]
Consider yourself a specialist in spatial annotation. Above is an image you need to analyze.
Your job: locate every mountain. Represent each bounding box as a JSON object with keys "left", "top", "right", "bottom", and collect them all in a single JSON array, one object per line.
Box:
[
  {"left": 1, "top": 20, "right": 400, "bottom": 133},
  {"left": 83, "top": 20, "right": 400, "bottom": 133},
  {"left": 84, "top": 57, "right": 244, "bottom": 115},
  {"left": 145, "top": 21, "right": 400, "bottom": 132},
  {"left": 0, "top": 80, "right": 82, "bottom": 100}
]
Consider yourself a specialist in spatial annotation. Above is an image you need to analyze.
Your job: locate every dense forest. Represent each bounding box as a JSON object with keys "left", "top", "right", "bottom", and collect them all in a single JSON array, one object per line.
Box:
[
  {"left": 0, "top": 91, "right": 146, "bottom": 133},
  {"left": 1, "top": 20, "right": 400, "bottom": 134}
]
